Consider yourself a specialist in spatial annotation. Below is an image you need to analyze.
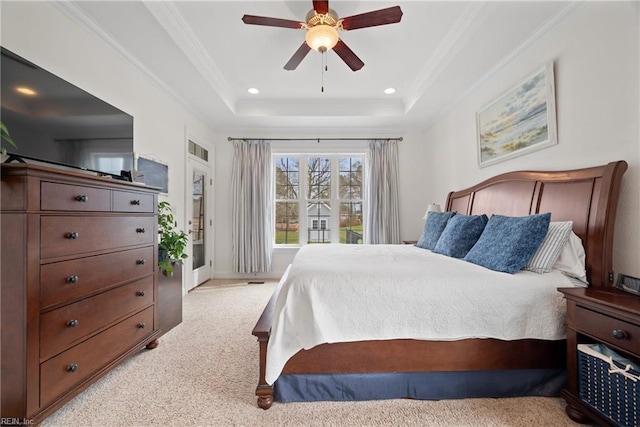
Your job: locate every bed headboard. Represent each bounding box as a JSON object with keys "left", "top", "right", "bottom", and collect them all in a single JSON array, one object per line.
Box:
[{"left": 445, "top": 161, "right": 628, "bottom": 287}]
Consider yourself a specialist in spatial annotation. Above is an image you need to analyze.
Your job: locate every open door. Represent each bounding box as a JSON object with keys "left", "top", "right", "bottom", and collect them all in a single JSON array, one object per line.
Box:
[{"left": 187, "top": 157, "right": 212, "bottom": 290}]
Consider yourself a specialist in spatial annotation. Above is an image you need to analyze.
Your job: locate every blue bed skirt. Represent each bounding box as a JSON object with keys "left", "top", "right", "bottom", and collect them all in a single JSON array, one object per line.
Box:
[{"left": 274, "top": 369, "right": 566, "bottom": 402}]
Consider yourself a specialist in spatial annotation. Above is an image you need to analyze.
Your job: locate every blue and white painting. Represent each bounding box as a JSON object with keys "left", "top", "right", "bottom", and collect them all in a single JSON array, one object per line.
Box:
[{"left": 477, "top": 63, "right": 557, "bottom": 167}]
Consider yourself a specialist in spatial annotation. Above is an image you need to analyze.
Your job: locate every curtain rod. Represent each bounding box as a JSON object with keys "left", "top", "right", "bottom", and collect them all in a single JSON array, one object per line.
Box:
[{"left": 227, "top": 137, "right": 403, "bottom": 142}]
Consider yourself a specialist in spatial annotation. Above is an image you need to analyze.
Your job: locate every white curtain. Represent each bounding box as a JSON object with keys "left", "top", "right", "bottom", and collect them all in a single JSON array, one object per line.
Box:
[
  {"left": 366, "top": 139, "right": 401, "bottom": 244},
  {"left": 231, "top": 140, "right": 274, "bottom": 273}
]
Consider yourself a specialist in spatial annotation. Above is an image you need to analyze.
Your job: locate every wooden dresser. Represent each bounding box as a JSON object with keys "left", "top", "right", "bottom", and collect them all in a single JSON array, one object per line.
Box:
[{"left": 1, "top": 163, "right": 161, "bottom": 424}]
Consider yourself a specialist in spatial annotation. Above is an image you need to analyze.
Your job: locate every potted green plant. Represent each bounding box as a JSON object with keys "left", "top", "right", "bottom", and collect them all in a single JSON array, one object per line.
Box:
[
  {"left": 158, "top": 201, "right": 188, "bottom": 276},
  {"left": 1, "top": 121, "right": 17, "bottom": 156}
]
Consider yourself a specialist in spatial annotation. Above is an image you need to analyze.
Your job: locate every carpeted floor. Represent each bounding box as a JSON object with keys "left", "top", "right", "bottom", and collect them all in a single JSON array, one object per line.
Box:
[{"left": 42, "top": 280, "right": 588, "bottom": 427}]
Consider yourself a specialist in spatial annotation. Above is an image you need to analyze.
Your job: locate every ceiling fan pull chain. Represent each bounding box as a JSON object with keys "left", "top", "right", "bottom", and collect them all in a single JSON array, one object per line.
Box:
[
  {"left": 325, "top": 48, "right": 328, "bottom": 72},
  {"left": 321, "top": 50, "right": 325, "bottom": 93}
]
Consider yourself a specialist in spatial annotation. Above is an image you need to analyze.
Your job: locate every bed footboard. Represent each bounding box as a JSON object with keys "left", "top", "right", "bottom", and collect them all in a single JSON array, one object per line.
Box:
[{"left": 252, "top": 276, "right": 566, "bottom": 409}]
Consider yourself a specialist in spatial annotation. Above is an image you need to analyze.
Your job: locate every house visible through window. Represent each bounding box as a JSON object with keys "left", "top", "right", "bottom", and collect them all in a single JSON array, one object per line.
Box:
[{"left": 274, "top": 154, "right": 364, "bottom": 245}]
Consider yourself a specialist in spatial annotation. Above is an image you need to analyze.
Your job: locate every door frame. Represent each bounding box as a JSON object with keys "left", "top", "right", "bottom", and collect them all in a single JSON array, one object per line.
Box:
[{"left": 184, "top": 140, "right": 214, "bottom": 293}]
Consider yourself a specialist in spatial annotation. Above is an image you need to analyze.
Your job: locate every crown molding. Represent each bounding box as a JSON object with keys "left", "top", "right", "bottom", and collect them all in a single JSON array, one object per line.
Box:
[
  {"left": 235, "top": 98, "right": 405, "bottom": 117},
  {"left": 142, "top": 2, "right": 237, "bottom": 113},
  {"left": 420, "top": 1, "right": 581, "bottom": 132},
  {"left": 51, "top": 1, "right": 215, "bottom": 129},
  {"left": 404, "top": 1, "right": 487, "bottom": 113}
]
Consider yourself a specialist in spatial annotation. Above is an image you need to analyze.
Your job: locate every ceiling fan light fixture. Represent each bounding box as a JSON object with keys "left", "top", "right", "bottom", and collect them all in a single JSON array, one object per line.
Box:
[{"left": 305, "top": 25, "right": 339, "bottom": 52}]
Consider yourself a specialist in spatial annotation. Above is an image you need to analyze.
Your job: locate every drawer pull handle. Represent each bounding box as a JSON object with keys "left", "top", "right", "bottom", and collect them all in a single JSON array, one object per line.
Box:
[
  {"left": 75, "top": 195, "right": 88, "bottom": 202},
  {"left": 66, "top": 319, "right": 79, "bottom": 328},
  {"left": 137, "top": 322, "right": 146, "bottom": 329},
  {"left": 67, "top": 364, "right": 78, "bottom": 373},
  {"left": 136, "top": 227, "right": 146, "bottom": 233},
  {"left": 66, "top": 232, "right": 79, "bottom": 239},
  {"left": 136, "top": 291, "right": 145, "bottom": 297},
  {"left": 130, "top": 200, "right": 141, "bottom": 205},
  {"left": 66, "top": 275, "right": 79, "bottom": 284},
  {"left": 136, "top": 259, "right": 146, "bottom": 265},
  {"left": 612, "top": 329, "right": 629, "bottom": 340}
]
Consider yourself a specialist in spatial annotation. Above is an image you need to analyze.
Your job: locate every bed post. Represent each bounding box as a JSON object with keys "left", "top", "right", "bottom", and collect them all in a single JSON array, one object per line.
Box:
[
  {"left": 252, "top": 280, "right": 285, "bottom": 410},
  {"left": 255, "top": 333, "right": 274, "bottom": 409}
]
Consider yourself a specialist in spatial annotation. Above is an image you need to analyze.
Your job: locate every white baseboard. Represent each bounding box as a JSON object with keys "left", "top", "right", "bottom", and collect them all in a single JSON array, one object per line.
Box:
[{"left": 213, "top": 270, "right": 285, "bottom": 280}]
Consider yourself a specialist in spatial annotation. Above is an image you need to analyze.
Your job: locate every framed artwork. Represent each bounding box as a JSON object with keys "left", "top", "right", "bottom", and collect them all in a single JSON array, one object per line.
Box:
[
  {"left": 136, "top": 156, "right": 169, "bottom": 194},
  {"left": 476, "top": 62, "right": 557, "bottom": 168}
]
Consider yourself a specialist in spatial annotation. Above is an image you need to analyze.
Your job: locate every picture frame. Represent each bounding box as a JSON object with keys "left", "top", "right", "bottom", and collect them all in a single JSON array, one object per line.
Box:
[
  {"left": 136, "top": 156, "right": 169, "bottom": 194},
  {"left": 616, "top": 273, "right": 640, "bottom": 296},
  {"left": 476, "top": 61, "right": 557, "bottom": 168}
]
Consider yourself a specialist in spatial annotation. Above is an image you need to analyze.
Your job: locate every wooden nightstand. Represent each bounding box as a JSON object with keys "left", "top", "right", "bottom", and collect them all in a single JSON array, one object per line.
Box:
[
  {"left": 403, "top": 240, "right": 418, "bottom": 245},
  {"left": 558, "top": 287, "right": 640, "bottom": 425}
]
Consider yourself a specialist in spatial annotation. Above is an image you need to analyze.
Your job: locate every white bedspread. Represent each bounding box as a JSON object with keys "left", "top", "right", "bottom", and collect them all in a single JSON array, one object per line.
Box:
[{"left": 265, "top": 244, "right": 577, "bottom": 385}]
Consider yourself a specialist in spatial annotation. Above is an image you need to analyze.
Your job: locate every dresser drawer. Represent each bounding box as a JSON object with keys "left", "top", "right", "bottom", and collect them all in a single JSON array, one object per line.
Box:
[
  {"left": 40, "top": 306, "right": 154, "bottom": 406},
  {"left": 112, "top": 190, "right": 155, "bottom": 213},
  {"left": 41, "top": 216, "right": 155, "bottom": 259},
  {"left": 40, "top": 277, "right": 154, "bottom": 361},
  {"left": 40, "top": 247, "right": 154, "bottom": 309},
  {"left": 41, "top": 182, "right": 111, "bottom": 211},
  {"left": 575, "top": 306, "right": 640, "bottom": 355}
]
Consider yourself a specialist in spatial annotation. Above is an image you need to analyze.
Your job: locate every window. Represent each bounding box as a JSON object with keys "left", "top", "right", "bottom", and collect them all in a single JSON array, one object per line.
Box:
[
  {"left": 274, "top": 154, "right": 365, "bottom": 245},
  {"left": 275, "top": 157, "right": 299, "bottom": 245}
]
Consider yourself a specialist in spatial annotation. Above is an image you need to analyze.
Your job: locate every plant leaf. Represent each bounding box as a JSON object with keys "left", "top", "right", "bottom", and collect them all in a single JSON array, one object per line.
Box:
[{"left": 1, "top": 121, "right": 18, "bottom": 149}]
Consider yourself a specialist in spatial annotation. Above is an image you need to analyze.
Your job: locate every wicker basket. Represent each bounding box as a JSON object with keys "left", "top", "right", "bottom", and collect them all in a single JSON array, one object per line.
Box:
[{"left": 578, "top": 343, "right": 640, "bottom": 427}]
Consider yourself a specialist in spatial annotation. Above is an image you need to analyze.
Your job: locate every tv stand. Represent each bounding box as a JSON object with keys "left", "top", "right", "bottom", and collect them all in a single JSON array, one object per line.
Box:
[{"left": 1, "top": 162, "right": 161, "bottom": 424}]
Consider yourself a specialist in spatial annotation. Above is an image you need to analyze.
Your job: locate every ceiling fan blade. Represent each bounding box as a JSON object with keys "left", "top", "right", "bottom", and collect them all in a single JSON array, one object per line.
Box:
[
  {"left": 313, "top": 0, "right": 329, "bottom": 15},
  {"left": 340, "top": 6, "right": 403, "bottom": 30},
  {"left": 242, "top": 15, "right": 304, "bottom": 29},
  {"left": 284, "top": 43, "right": 312, "bottom": 70},
  {"left": 333, "top": 39, "right": 364, "bottom": 71}
]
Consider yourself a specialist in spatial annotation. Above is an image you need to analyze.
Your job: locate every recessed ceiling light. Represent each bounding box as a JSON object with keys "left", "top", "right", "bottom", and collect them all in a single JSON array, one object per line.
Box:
[
  {"left": 248, "top": 88, "right": 259, "bottom": 95},
  {"left": 384, "top": 88, "right": 396, "bottom": 95},
  {"left": 16, "top": 86, "right": 37, "bottom": 96}
]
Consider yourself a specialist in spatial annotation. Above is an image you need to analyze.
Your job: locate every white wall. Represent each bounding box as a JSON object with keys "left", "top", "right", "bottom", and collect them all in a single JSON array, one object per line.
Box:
[
  {"left": 422, "top": 2, "right": 640, "bottom": 278},
  {"left": 1, "top": 1, "right": 216, "bottom": 288}
]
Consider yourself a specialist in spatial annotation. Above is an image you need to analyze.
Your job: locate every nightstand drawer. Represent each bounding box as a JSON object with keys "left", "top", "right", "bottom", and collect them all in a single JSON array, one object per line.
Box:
[{"left": 575, "top": 306, "right": 640, "bottom": 355}]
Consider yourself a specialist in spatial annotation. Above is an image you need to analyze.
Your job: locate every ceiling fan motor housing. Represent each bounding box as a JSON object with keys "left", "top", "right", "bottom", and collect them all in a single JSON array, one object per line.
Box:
[{"left": 305, "top": 9, "right": 340, "bottom": 27}]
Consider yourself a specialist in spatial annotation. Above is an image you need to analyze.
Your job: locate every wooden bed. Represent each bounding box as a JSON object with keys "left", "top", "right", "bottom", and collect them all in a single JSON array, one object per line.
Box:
[{"left": 252, "top": 160, "right": 628, "bottom": 409}]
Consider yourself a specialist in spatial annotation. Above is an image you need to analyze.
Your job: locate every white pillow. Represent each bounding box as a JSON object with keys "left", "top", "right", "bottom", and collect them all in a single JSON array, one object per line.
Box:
[
  {"left": 524, "top": 221, "right": 573, "bottom": 274},
  {"left": 553, "top": 231, "right": 588, "bottom": 284}
]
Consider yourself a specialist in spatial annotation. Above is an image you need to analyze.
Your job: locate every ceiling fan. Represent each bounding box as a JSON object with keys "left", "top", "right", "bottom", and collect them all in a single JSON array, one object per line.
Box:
[{"left": 241, "top": 1, "right": 403, "bottom": 72}]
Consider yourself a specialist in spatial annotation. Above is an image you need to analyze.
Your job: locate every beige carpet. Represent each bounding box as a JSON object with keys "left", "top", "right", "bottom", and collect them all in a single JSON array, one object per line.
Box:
[{"left": 42, "top": 280, "right": 588, "bottom": 427}]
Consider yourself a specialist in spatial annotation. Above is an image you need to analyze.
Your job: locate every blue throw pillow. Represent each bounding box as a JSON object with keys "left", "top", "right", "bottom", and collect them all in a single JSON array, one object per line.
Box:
[
  {"left": 416, "top": 211, "right": 456, "bottom": 250},
  {"left": 432, "top": 214, "right": 489, "bottom": 258},
  {"left": 463, "top": 213, "right": 552, "bottom": 274}
]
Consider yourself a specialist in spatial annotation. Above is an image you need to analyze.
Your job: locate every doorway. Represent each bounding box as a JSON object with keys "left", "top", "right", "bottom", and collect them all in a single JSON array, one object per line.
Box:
[{"left": 187, "top": 156, "right": 213, "bottom": 291}]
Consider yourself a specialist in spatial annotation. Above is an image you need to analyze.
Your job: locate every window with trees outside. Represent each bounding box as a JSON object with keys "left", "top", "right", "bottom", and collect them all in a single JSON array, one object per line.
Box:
[{"left": 275, "top": 154, "right": 365, "bottom": 245}]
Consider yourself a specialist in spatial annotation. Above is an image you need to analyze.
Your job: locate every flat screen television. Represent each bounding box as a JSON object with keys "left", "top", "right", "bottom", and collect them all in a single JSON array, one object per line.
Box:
[{"left": 1, "top": 47, "right": 134, "bottom": 177}]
